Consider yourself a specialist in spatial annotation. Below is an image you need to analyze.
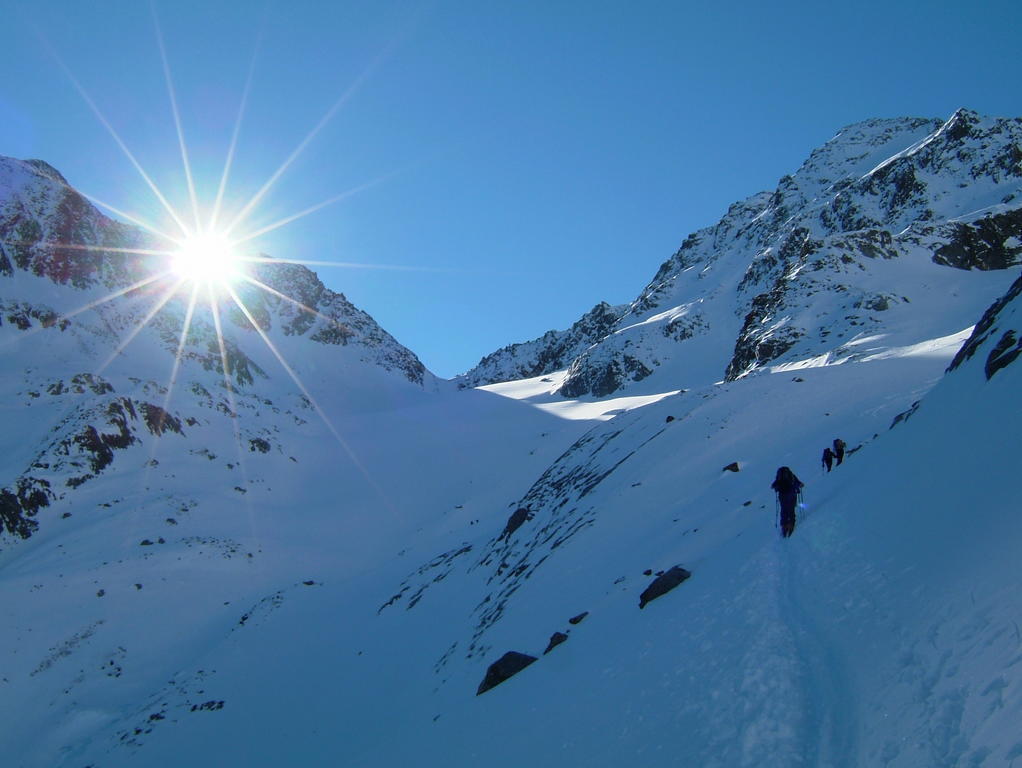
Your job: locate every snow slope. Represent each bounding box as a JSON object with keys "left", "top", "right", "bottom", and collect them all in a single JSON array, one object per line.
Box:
[{"left": 7, "top": 275, "right": 1015, "bottom": 767}]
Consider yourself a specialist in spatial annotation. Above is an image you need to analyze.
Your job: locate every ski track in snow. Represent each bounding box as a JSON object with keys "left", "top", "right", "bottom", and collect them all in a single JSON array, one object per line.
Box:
[{"left": 781, "top": 535, "right": 859, "bottom": 768}]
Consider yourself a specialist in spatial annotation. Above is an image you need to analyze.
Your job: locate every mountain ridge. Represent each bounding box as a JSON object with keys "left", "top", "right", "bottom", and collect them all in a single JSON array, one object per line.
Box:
[{"left": 460, "top": 108, "right": 1022, "bottom": 395}]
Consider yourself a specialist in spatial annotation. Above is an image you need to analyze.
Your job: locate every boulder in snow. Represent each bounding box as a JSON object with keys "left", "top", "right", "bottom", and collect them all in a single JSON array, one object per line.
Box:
[
  {"left": 543, "top": 632, "right": 569, "bottom": 655},
  {"left": 639, "top": 565, "right": 692, "bottom": 609},
  {"left": 500, "top": 507, "right": 533, "bottom": 539},
  {"left": 477, "top": 651, "right": 538, "bottom": 695}
]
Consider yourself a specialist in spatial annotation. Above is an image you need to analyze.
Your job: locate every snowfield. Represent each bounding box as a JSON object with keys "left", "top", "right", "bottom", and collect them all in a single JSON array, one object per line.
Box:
[{"left": 4, "top": 298, "right": 1019, "bottom": 767}]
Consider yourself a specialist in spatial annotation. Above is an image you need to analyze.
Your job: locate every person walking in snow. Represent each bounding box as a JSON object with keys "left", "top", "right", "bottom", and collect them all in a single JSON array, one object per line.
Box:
[
  {"left": 822, "top": 446, "right": 835, "bottom": 472},
  {"left": 771, "top": 467, "right": 804, "bottom": 538},
  {"left": 832, "top": 438, "right": 846, "bottom": 465}
]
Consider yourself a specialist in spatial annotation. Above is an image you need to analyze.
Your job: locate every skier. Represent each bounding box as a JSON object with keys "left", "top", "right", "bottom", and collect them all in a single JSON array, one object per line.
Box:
[
  {"left": 771, "top": 466, "right": 804, "bottom": 538},
  {"left": 833, "top": 438, "right": 846, "bottom": 465},
  {"left": 822, "top": 446, "right": 835, "bottom": 472}
]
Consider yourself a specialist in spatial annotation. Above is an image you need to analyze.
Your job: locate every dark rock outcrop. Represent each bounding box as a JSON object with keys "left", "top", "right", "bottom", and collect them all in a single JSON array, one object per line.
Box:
[
  {"left": 543, "top": 632, "right": 569, "bottom": 655},
  {"left": 500, "top": 507, "right": 533, "bottom": 539},
  {"left": 722, "top": 462, "right": 740, "bottom": 473},
  {"left": 933, "top": 208, "right": 1022, "bottom": 271},
  {"left": 984, "top": 330, "right": 1022, "bottom": 378},
  {"left": 559, "top": 353, "right": 653, "bottom": 398},
  {"left": 458, "top": 302, "right": 626, "bottom": 388},
  {"left": 639, "top": 565, "right": 692, "bottom": 609},
  {"left": 476, "top": 651, "right": 538, "bottom": 695},
  {"left": 948, "top": 273, "right": 1022, "bottom": 379}
]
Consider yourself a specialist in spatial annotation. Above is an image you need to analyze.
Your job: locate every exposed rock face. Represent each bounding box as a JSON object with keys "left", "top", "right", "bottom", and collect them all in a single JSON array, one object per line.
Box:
[
  {"left": 388, "top": 409, "right": 676, "bottom": 663},
  {"left": 240, "top": 260, "right": 431, "bottom": 385},
  {"left": 465, "top": 109, "right": 1022, "bottom": 397},
  {"left": 639, "top": 566, "right": 692, "bottom": 609},
  {"left": 932, "top": 208, "right": 1022, "bottom": 271},
  {"left": 500, "top": 507, "right": 533, "bottom": 540},
  {"left": 543, "top": 632, "right": 569, "bottom": 655},
  {"left": 560, "top": 349, "right": 653, "bottom": 398},
  {"left": 0, "top": 384, "right": 196, "bottom": 538},
  {"left": 457, "top": 301, "right": 626, "bottom": 387},
  {"left": 476, "top": 651, "right": 538, "bottom": 695},
  {"left": 947, "top": 273, "right": 1022, "bottom": 379}
]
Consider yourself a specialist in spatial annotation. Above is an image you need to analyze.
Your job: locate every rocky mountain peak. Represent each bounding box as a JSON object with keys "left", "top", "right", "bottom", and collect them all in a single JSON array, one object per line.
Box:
[
  {"left": 0, "top": 154, "right": 438, "bottom": 544},
  {"left": 455, "top": 299, "right": 627, "bottom": 388},
  {"left": 462, "top": 109, "right": 1022, "bottom": 397}
]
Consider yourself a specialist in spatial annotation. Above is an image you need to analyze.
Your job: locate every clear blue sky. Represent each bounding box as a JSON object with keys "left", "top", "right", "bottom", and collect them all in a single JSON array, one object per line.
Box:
[{"left": 1, "top": 0, "right": 1020, "bottom": 377}]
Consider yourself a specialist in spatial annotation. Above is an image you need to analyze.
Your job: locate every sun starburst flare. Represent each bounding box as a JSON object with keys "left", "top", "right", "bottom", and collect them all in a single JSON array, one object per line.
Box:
[{"left": 170, "top": 232, "right": 243, "bottom": 286}]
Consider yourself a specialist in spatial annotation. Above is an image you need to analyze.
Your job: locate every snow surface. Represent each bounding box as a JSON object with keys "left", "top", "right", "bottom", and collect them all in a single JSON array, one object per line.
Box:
[
  {"left": 481, "top": 369, "right": 682, "bottom": 421},
  {"left": 5, "top": 297, "right": 1020, "bottom": 766}
]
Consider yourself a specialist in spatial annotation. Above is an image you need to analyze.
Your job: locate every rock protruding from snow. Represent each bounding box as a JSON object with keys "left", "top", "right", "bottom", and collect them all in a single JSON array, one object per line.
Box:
[
  {"left": 543, "top": 632, "right": 569, "bottom": 655},
  {"left": 638, "top": 566, "right": 692, "bottom": 609},
  {"left": 234, "top": 259, "right": 433, "bottom": 386},
  {"left": 932, "top": 208, "right": 1022, "bottom": 271},
  {"left": 500, "top": 507, "right": 533, "bottom": 540},
  {"left": 476, "top": 651, "right": 538, "bottom": 695},
  {"left": 948, "top": 272, "right": 1022, "bottom": 379}
]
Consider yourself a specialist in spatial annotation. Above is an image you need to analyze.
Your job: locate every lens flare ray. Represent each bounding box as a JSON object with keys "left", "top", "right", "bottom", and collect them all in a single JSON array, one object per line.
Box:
[
  {"left": 0, "top": 270, "right": 176, "bottom": 350},
  {"left": 222, "top": 38, "right": 397, "bottom": 239},
  {"left": 207, "top": 284, "right": 257, "bottom": 530},
  {"left": 209, "top": 10, "right": 266, "bottom": 233},
  {"left": 224, "top": 284, "right": 396, "bottom": 514},
  {"left": 238, "top": 273, "right": 347, "bottom": 330},
  {"left": 160, "top": 283, "right": 200, "bottom": 417},
  {"left": 0, "top": 239, "right": 174, "bottom": 259},
  {"left": 229, "top": 171, "right": 399, "bottom": 246},
  {"left": 151, "top": 1, "right": 202, "bottom": 234},
  {"left": 41, "top": 39, "right": 192, "bottom": 238},
  {"left": 241, "top": 256, "right": 457, "bottom": 273},
  {"left": 96, "top": 279, "right": 186, "bottom": 374}
]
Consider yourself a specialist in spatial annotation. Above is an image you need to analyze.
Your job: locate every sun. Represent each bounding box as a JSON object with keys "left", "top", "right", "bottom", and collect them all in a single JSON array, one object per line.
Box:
[{"left": 170, "top": 232, "right": 242, "bottom": 285}]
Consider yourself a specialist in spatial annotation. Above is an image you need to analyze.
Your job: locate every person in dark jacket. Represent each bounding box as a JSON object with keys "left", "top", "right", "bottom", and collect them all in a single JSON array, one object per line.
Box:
[
  {"left": 822, "top": 447, "right": 835, "bottom": 472},
  {"left": 771, "top": 466, "right": 804, "bottom": 538},
  {"left": 832, "top": 438, "right": 846, "bottom": 465}
]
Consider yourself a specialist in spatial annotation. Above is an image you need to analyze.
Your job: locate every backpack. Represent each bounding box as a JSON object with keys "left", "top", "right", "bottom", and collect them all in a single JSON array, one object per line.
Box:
[{"left": 773, "top": 466, "right": 799, "bottom": 493}]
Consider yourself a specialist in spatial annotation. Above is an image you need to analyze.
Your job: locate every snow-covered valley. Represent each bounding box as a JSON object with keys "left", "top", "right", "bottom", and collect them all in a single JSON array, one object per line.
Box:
[{"left": 2, "top": 109, "right": 1021, "bottom": 767}]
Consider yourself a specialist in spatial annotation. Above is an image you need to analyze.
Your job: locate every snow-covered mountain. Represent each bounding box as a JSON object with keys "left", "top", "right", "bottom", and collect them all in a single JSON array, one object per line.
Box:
[
  {"left": 455, "top": 300, "right": 626, "bottom": 388},
  {"left": 2, "top": 109, "right": 1021, "bottom": 768},
  {"left": 462, "top": 108, "right": 1022, "bottom": 397},
  {"left": 0, "top": 154, "right": 438, "bottom": 543}
]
